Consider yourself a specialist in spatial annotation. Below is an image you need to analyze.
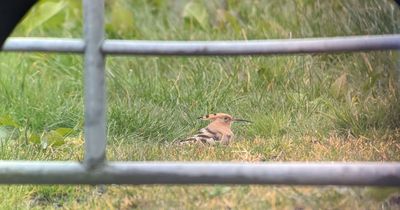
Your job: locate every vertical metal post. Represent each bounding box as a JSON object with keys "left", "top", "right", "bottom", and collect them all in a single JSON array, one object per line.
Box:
[
  {"left": 83, "top": 0, "right": 106, "bottom": 169},
  {"left": 398, "top": 51, "right": 400, "bottom": 90}
]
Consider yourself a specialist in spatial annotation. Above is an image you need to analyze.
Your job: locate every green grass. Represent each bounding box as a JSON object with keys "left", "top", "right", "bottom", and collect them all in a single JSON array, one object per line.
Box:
[{"left": 1, "top": 0, "right": 400, "bottom": 209}]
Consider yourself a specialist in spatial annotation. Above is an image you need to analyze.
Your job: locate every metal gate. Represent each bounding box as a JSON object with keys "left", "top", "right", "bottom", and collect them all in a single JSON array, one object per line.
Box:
[{"left": 1, "top": 0, "right": 400, "bottom": 186}]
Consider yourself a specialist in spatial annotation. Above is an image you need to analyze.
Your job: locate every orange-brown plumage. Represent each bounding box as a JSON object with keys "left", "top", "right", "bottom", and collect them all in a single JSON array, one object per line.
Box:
[{"left": 179, "top": 113, "right": 251, "bottom": 145}]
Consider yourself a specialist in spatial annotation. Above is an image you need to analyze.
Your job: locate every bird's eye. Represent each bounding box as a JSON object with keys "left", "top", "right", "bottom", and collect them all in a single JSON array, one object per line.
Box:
[{"left": 224, "top": 117, "right": 229, "bottom": 121}]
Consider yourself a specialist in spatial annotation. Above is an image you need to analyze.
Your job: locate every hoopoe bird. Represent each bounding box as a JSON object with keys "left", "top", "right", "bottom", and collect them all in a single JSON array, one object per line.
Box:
[{"left": 179, "top": 113, "right": 251, "bottom": 146}]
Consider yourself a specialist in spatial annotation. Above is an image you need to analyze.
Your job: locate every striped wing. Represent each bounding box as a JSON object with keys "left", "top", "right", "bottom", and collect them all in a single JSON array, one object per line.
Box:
[{"left": 179, "top": 127, "right": 220, "bottom": 145}]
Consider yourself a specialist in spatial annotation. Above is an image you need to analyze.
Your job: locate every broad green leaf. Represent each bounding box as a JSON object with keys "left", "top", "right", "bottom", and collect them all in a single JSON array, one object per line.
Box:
[
  {"left": 109, "top": 1, "right": 135, "bottom": 36},
  {"left": 20, "top": 0, "right": 67, "bottom": 35},
  {"left": 182, "top": 1, "right": 209, "bottom": 30},
  {"left": 41, "top": 130, "right": 65, "bottom": 149},
  {"left": 28, "top": 133, "right": 41, "bottom": 144},
  {"left": 0, "top": 115, "right": 19, "bottom": 128},
  {"left": 54, "top": 127, "right": 75, "bottom": 137}
]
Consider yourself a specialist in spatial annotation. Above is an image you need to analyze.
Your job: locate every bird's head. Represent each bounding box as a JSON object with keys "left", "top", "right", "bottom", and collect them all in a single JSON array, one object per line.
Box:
[{"left": 198, "top": 113, "right": 252, "bottom": 126}]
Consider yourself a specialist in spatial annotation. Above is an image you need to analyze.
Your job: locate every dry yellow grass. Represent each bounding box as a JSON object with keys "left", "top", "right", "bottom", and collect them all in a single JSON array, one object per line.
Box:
[
  {"left": 1, "top": 130, "right": 400, "bottom": 209},
  {"left": 107, "top": 131, "right": 400, "bottom": 162}
]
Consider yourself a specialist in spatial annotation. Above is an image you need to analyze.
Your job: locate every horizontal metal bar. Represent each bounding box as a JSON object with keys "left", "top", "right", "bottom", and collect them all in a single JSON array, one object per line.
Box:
[
  {"left": 102, "top": 34, "right": 400, "bottom": 55},
  {"left": 2, "top": 38, "right": 84, "bottom": 53},
  {"left": 2, "top": 34, "right": 400, "bottom": 55},
  {"left": 0, "top": 161, "right": 399, "bottom": 186}
]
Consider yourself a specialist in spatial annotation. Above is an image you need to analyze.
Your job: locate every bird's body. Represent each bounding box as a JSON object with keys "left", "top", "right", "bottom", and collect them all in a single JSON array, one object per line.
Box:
[{"left": 179, "top": 113, "right": 250, "bottom": 146}]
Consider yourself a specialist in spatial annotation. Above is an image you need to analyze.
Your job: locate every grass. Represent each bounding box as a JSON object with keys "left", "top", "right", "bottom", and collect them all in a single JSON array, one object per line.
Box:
[{"left": 1, "top": 0, "right": 400, "bottom": 209}]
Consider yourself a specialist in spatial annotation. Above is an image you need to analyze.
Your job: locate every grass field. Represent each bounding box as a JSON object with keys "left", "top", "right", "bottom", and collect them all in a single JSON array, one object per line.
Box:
[{"left": 1, "top": 0, "right": 400, "bottom": 209}]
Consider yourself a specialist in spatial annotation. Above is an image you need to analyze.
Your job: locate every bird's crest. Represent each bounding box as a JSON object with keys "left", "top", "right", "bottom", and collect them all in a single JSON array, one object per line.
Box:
[
  {"left": 198, "top": 113, "right": 232, "bottom": 121},
  {"left": 198, "top": 113, "right": 252, "bottom": 123}
]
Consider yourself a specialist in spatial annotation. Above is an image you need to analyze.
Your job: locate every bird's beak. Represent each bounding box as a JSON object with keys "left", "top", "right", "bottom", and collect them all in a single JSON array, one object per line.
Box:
[{"left": 233, "top": 118, "right": 252, "bottom": 123}]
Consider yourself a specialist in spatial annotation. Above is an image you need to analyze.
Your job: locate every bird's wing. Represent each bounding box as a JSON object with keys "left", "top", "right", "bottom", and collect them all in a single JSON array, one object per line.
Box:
[{"left": 179, "top": 127, "right": 220, "bottom": 145}]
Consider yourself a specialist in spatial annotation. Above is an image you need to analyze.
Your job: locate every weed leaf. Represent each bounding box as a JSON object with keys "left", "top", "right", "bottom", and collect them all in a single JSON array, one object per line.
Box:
[
  {"left": 41, "top": 130, "right": 65, "bottom": 149},
  {"left": 54, "top": 128, "right": 76, "bottom": 137},
  {"left": 182, "top": 1, "right": 209, "bottom": 29},
  {"left": 20, "top": 0, "right": 67, "bottom": 35}
]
